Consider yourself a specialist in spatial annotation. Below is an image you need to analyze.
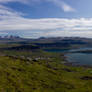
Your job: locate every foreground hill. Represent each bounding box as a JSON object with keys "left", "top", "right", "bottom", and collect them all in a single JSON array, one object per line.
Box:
[{"left": 0, "top": 54, "right": 91, "bottom": 92}]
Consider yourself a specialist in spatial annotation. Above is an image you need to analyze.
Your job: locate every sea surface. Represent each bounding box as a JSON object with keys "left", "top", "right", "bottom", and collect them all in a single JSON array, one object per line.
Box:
[{"left": 45, "top": 48, "right": 92, "bottom": 66}]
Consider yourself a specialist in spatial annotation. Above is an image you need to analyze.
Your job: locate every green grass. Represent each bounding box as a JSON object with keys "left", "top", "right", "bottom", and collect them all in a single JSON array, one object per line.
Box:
[{"left": 0, "top": 55, "right": 91, "bottom": 92}]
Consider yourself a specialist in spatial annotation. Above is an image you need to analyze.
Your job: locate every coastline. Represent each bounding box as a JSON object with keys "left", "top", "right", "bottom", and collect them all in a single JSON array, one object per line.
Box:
[{"left": 63, "top": 53, "right": 92, "bottom": 68}]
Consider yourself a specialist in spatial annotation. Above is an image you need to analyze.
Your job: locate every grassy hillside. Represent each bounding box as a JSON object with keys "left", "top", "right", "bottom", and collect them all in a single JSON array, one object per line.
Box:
[
  {"left": 0, "top": 55, "right": 92, "bottom": 92},
  {"left": 0, "top": 37, "right": 91, "bottom": 92}
]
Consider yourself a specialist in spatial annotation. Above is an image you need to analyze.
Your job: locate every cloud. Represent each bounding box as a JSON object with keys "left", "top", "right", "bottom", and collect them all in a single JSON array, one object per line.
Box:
[
  {"left": 0, "top": 4, "right": 91, "bottom": 38},
  {"left": 48, "top": 0, "right": 76, "bottom": 12},
  {"left": 0, "top": 0, "right": 91, "bottom": 38},
  {"left": 0, "top": 5, "right": 23, "bottom": 19},
  {"left": 0, "top": 0, "right": 42, "bottom": 5},
  {"left": 0, "top": 8, "right": 92, "bottom": 38},
  {"left": 60, "top": 1, "right": 76, "bottom": 12},
  {"left": 0, "top": 0, "right": 76, "bottom": 12},
  {"left": 0, "top": 0, "right": 29, "bottom": 4},
  {"left": 1, "top": 17, "right": 92, "bottom": 31}
]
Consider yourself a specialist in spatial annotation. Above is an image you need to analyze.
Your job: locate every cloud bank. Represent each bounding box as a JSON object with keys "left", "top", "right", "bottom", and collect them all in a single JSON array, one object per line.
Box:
[{"left": 0, "top": 0, "right": 92, "bottom": 38}]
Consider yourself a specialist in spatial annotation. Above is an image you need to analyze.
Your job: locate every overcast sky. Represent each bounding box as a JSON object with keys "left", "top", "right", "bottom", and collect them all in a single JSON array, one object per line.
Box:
[{"left": 0, "top": 0, "right": 92, "bottom": 38}]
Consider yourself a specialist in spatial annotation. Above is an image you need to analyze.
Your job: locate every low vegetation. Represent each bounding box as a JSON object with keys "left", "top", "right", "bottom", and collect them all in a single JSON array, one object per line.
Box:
[
  {"left": 0, "top": 54, "right": 91, "bottom": 92},
  {"left": 0, "top": 37, "right": 91, "bottom": 92}
]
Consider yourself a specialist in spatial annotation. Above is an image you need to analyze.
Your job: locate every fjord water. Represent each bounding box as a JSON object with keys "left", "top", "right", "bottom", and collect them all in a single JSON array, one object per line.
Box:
[
  {"left": 65, "top": 53, "right": 92, "bottom": 66},
  {"left": 66, "top": 48, "right": 92, "bottom": 66},
  {"left": 45, "top": 48, "right": 92, "bottom": 66}
]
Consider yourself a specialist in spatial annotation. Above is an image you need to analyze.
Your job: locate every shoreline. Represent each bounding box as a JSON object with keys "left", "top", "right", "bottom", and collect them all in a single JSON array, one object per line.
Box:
[{"left": 63, "top": 54, "right": 92, "bottom": 68}]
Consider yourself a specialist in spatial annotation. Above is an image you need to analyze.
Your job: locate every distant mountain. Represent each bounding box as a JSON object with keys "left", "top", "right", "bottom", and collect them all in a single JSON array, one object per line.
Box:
[
  {"left": 0, "top": 35, "right": 21, "bottom": 39},
  {"left": 0, "top": 36, "right": 92, "bottom": 48},
  {"left": 31, "top": 37, "right": 92, "bottom": 49}
]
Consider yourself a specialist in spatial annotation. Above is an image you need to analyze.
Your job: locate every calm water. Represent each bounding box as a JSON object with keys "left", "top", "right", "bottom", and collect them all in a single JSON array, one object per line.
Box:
[
  {"left": 65, "top": 53, "right": 92, "bottom": 66},
  {"left": 45, "top": 48, "right": 92, "bottom": 66},
  {"left": 44, "top": 49, "right": 70, "bottom": 53},
  {"left": 45, "top": 47, "right": 92, "bottom": 53}
]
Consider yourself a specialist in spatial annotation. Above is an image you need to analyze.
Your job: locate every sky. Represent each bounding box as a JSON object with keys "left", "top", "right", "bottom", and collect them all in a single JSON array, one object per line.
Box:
[{"left": 0, "top": 0, "right": 92, "bottom": 38}]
